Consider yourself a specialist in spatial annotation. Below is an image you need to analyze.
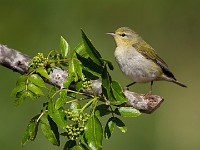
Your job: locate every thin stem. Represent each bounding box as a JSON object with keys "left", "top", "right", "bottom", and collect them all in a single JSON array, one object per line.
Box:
[
  {"left": 51, "top": 89, "right": 63, "bottom": 99},
  {"left": 80, "top": 98, "right": 95, "bottom": 113},
  {"left": 91, "top": 97, "right": 98, "bottom": 115},
  {"left": 67, "top": 89, "right": 94, "bottom": 98},
  {"left": 65, "top": 97, "right": 90, "bottom": 105},
  {"left": 47, "top": 50, "right": 59, "bottom": 59},
  {"left": 36, "top": 110, "right": 47, "bottom": 122},
  {"left": 65, "top": 99, "right": 79, "bottom": 104}
]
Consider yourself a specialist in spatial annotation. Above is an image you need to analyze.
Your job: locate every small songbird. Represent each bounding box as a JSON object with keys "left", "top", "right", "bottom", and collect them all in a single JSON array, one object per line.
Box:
[{"left": 107, "top": 27, "right": 186, "bottom": 93}]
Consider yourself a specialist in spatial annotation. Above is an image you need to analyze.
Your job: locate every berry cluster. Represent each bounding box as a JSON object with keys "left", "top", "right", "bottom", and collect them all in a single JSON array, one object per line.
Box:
[
  {"left": 29, "top": 53, "right": 48, "bottom": 68},
  {"left": 82, "top": 81, "right": 92, "bottom": 90},
  {"left": 64, "top": 111, "right": 90, "bottom": 140}
]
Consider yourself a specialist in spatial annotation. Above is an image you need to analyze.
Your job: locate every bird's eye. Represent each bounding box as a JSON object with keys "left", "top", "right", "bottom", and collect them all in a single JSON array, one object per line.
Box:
[{"left": 120, "top": 33, "right": 126, "bottom": 37}]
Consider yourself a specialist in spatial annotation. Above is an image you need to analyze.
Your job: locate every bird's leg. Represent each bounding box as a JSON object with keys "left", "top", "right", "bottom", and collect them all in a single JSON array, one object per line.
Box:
[
  {"left": 150, "top": 81, "right": 153, "bottom": 94},
  {"left": 124, "top": 82, "right": 136, "bottom": 90},
  {"left": 126, "top": 82, "right": 136, "bottom": 88},
  {"left": 144, "top": 81, "right": 153, "bottom": 96}
]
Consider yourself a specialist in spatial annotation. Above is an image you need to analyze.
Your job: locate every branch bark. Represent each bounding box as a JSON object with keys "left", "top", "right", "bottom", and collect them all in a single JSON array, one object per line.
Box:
[{"left": 0, "top": 44, "right": 164, "bottom": 114}]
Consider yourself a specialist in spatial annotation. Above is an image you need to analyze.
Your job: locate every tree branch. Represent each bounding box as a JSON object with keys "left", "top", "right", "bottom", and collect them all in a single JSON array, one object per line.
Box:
[{"left": 0, "top": 44, "right": 164, "bottom": 114}]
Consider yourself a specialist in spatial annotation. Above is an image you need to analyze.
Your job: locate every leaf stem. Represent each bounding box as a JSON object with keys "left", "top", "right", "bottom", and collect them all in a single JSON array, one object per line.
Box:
[
  {"left": 36, "top": 110, "right": 47, "bottom": 122},
  {"left": 47, "top": 49, "right": 59, "bottom": 59},
  {"left": 67, "top": 89, "right": 94, "bottom": 98},
  {"left": 91, "top": 97, "right": 98, "bottom": 115},
  {"left": 51, "top": 89, "right": 63, "bottom": 99},
  {"left": 80, "top": 98, "right": 95, "bottom": 113}
]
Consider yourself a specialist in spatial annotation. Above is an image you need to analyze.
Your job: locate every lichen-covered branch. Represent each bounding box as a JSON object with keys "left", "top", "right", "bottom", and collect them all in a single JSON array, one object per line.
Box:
[
  {"left": 0, "top": 45, "right": 31, "bottom": 74},
  {"left": 0, "top": 44, "right": 164, "bottom": 113}
]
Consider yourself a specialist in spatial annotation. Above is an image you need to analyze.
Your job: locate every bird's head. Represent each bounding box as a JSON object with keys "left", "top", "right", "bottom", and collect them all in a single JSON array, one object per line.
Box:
[{"left": 107, "top": 27, "right": 139, "bottom": 47}]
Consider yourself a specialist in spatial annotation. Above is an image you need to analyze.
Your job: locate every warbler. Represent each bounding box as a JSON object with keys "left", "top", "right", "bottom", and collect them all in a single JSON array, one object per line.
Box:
[{"left": 107, "top": 27, "right": 187, "bottom": 93}]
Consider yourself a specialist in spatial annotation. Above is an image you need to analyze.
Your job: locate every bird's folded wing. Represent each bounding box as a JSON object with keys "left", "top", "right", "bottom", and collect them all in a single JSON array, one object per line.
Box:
[{"left": 133, "top": 41, "right": 176, "bottom": 80}]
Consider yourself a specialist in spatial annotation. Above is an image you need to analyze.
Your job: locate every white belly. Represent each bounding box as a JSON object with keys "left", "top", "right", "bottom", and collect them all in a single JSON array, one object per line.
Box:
[{"left": 114, "top": 46, "right": 162, "bottom": 83}]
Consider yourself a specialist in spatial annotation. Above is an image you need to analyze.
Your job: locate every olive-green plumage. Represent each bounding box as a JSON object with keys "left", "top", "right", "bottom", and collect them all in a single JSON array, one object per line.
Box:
[{"left": 107, "top": 27, "right": 186, "bottom": 92}]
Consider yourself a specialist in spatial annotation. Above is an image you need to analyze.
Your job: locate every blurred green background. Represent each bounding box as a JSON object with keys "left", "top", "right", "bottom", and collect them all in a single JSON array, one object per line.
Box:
[{"left": 0, "top": 0, "right": 199, "bottom": 149}]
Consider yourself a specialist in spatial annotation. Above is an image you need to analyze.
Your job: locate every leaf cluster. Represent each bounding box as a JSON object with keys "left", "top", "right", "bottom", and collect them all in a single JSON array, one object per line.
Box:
[{"left": 11, "top": 30, "right": 141, "bottom": 150}]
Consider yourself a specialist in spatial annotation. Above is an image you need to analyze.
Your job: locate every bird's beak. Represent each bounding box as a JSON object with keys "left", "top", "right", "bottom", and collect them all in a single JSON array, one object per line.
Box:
[{"left": 106, "top": 32, "right": 115, "bottom": 36}]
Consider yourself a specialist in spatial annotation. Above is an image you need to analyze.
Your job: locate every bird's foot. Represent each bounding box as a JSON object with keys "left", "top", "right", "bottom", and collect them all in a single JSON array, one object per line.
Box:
[
  {"left": 144, "top": 91, "right": 153, "bottom": 97},
  {"left": 123, "top": 82, "right": 136, "bottom": 91},
  {"left": 123, "top": 86, "right": 129, "bottom": 91}
]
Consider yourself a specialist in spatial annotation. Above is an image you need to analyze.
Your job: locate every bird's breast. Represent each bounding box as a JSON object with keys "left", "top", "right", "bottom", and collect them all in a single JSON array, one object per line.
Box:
[{"left": 114, "top": 46, "right": 162, "bottom": 82}]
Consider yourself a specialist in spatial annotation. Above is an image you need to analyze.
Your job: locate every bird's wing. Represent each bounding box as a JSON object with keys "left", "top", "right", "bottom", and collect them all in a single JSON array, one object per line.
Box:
[{"left": 133, "top": 41, "right": 176, "bottom": 80}]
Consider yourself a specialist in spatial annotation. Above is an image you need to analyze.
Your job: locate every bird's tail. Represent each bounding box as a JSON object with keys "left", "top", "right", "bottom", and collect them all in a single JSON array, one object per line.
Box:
[{"left": 171, "top": 80, "right": 187, "bottom": 88}]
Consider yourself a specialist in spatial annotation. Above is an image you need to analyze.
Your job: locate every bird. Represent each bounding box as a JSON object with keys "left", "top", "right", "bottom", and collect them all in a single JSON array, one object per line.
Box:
[{"left": 107, "top": 27, "right": 187, "bottom": 93}]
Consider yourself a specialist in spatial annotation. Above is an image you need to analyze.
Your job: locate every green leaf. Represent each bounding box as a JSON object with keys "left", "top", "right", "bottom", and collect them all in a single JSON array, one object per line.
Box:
[
  {"left": 69, "top": 59, "right": 78, "bottom": 82},
  {"left": 73, "top": 41, "right": 88, "bottom": 57},
  {"left": 28, "top": 83, "right": 44, "bottom": 96},
  {"left": 111, "top": 80, "right": 128, "bottom": 105},
  {"left": 101, "top": 65, "right": 114, "bottom": 101},
  {"left": 67, "top": 90, "right": 76, "bottom": 98},
  {"left": 14, "top": 90, "right": 37, "bottom": 105},
  {"left": 55, "top": 90, "right": 67, "bottom": 110},
  {"left": 72, "top": 145, "right": 85, "bottom": 150},
  {"left": 11, "top": 75, "right": 27, "bottom": 97},
  {"left": 95, "top": 104, "right": 110, "bottom": 117},
  {"left": 48, "top": 86, "right": 57, "bottom": 97},
  {"left": 16, "top": 75, "right": 27, "bottom": 85},
  {"left": 113, "top": 117, "right": 127, "bottom": 133},
  {"left": 69, "top": 58, "right": 75, "bottom": 74},
  {"left": 63, "top": 58, "right": 84, "bottom": 88},
  {"left": 80, "top": 143, "right": 90, "bottom": 150},
  {"left": 21, "top": 128, "right": 29, "bottom": 146},
  {"left": 36, "top": 67, "right": 49, "bottom": 79},
  {"left": 75, "top": 81, "right": 84, "bottom": 91},
  {"left": 81, "top": 30, "right": 102, "bottom": 66},
  {"left": 14, "top": 92, "right": 26, "bottom": 106},
  {"left": 28, "top": 120, "right": 38, "bottom": 141},
  {"left": 84, "top": 115, "right": 103, "bottom": 150},
  {"left": 21, "top": 114, "right": 40, "bottom": 146},
  {"left": 74, "top": 60, "right": 85, "bottom": 81},
  {"left": 101, "top": 65, "right": 110, "bottom": 98},
  {"left": 29, "top": 115, "right": 40, "bottom": 141},
  {"left": 63, "top": 140, "right": 76, "bottom": 150},
  {"left": 52, "top": 108, "right": 67, "bottom": 129},
  {"left": 74, "top": 41, "right": 101, "bottom": 79},
  {"left": 60, "top": 36, "right": 70, "bottom": 58},
  {"left": 104, "top": 117, "right": 115, "bottom": 139},
  {"left": 29, "top": 74, "right": 45, "bottom": 88},
  {"left": 76, "top": 52, "right": 102, "bottom": 78},
  {"left": 80, "top": 135, "right": 89, "bottom": 150},
  {"left": 115, "top": 107, "right": 141, "bottom": 117},
  {"left": 63, "top": 75, "right": 74, "bottom": 88},
  {"left": 26, "top": 91, "right": 37, "bottom": 99},
  {"left": 82, "top": 70, "right": 100, "bottom": 80},
  {"left": 41, "top": 113, "right": 60, "bottom": 146},
  {"left": 10, "top": 83, "right": 25, "bottom": 97},
  {"left": 48, "top": 99, "right": 55, "bottom": 118},
  {"left": 101, "top": 59, "right": 114, "bottom": 70}
]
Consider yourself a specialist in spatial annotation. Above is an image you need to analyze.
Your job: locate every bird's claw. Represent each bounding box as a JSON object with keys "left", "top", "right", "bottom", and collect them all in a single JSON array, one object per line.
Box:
[
  {"left": 123, "top": 86, "right": 129, "bottom": 91},
  {"left": 144, "top": 91, "right": 152, "bottom": 97}
]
